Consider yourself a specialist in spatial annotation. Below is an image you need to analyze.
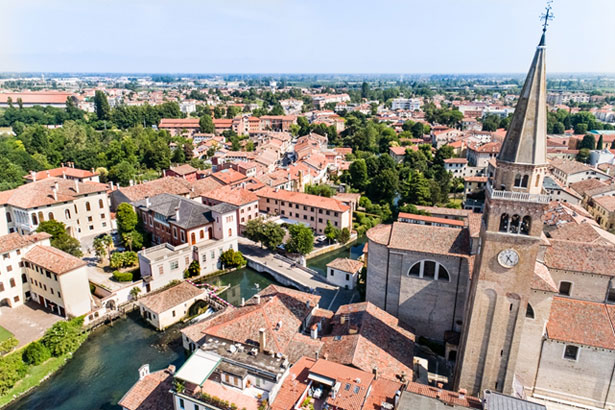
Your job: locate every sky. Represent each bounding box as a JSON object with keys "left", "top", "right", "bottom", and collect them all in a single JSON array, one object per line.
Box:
[{"left": 1, "top": 0, "right": 614, "bottom": 74}]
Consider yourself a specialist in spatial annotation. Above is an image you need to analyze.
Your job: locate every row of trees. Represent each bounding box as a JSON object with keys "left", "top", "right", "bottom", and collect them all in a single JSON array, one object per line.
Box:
[{"left": 244, "top": 218, "right": 316, "bottom": 256}]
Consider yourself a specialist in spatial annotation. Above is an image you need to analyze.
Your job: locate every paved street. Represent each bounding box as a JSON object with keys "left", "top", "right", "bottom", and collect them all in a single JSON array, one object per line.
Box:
[{"left": 0, "top": 302, "right": 63, "bottom": 347}]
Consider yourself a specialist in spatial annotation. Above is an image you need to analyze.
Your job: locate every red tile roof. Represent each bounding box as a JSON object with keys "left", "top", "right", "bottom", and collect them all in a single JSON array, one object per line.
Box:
[
  {"left": 256, "top": 188, "right": 350, "bottom": 213},
  {"left": 0, "top": 232, "right": 51, "bottom": 254},
  {"left": 202, "top": 186, "right": 258, "bottom": 207},
  {"left": 398, "top": 212, "right": 465, "bottom": 227},
  {"left": 159, "top": 118, "right": 200, "bottom": 128},
  {"left": 547, "top": 297, "right": 615, "bottom": 350},
  {"left": 326, "top": 258, "right": 364, "bottom": 273},
  {"left": 544, "top": 239, "right": 615, "bottom": 276},
  {"left": 311, "top": 359, "right": 374, "bottom": 410},
  {"left": 118, "top": 367, "right": 175, "bottom": 410},
  {"left": 0, "top": 178, "right": 108, "bottom": 209},
  {"left": 23, "top": 245, "right": 87, "bottom": 275},
  {"left": 168, "top": 164, "right": 198, "bottom": 176},
  {"left": 139, "top": 282, "right": 205, "bottom": 314},
  {"left": 405, "top": 382, "right": 482, "bottom": 409},
  {"left": 115, "top": 177, "right": 194, "bottom": 202},
  {"left": 270, "top": 357, "right": 314, "bottom": 410},
  {"left": 0, "top": 92, "right": 74, "bottom": 105},
  {"left": 24, "top": 166, "right": 97, "bottom": 181}
]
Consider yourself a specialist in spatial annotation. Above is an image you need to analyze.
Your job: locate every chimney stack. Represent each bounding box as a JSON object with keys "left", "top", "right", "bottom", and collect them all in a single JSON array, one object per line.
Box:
[
  {"left": 110, "top": 181, "right": 114, "bottom": 190},
  {"left": 74, "top": 179, "right": 79, "bottom": 193},
  {"left": 47, "top": 170, "right": 51, "bottom": 178},
  {"left": 310, "top": 324, "right": 318, "bottom": 340},
  {"left": 175, "top": 206, "right": 180, "bottom": 221},
  {"left": 255, "top": 294, "right": 261, "bottom": 305},
  {"left": 129, "top": 179, "right": 134, "bottom": 187},
  {"left": 62, "top": 170, "right": 65, "bottom": 179},
  {"left": 30, "top": 171, "right": 36, "bottom": 182},
  {"left": 241, "top": 297, "right": 245, "bottom": 307},
  {"left": 145, "top": 196, "right": 150, "bottom": 207},
  {"left": 258, "top": 328, "right": 266, "bottom": 353},
  {"left": 138, "top": 364, "right": 150, "bottom": 380},
  {"left": 52, "top": 187, "right": 58, "bottom": 201},
  {"left": 163, "top": 169, "right": 167, "bottom": 177}
]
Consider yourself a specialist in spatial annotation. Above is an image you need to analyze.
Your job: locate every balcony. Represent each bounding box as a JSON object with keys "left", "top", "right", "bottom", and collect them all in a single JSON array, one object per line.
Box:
[{"left": 486, "top": 182, "right": 550, "bottom": 204}]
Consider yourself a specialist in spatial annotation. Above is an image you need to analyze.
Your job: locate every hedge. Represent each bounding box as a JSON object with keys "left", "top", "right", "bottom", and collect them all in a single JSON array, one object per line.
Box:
[{"left": 112, "top": 270, "right": 133, "bottom": 282}]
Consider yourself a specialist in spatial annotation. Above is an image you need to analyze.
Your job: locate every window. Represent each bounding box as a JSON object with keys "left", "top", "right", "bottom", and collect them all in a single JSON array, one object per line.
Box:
[
  {"left": 5, "top": 213, "right": 11, "bottom": 223},
  {"left": 526, "top": 303, "right": 535, "bottom": 319},
  {"left": 13, "top": 296, "right": 19, "bottom": 303},
  {"left": 86, "top": 202, "right": 91, "bottom": 211},
  {"left": 521, "top": 175, "right": 529, "bottom": 188},
  {"left": 88, "top": 216, "right": 93, "bottom": 222},
  {"left": 57, "top": 291, "right": 61, "bottom": 298},
  {"left": 173, "top": 227, "right": 177, "bottom": 239},
  {"left": 0, "top": 283, "right": 4, "bottom": 292},
  {"left": 99, "top": 199, "right": 104, "bottom": 208},
  {"left": 172, "top": 310, "right": 176, "bottom": 317},
  {"left": 48, "top": 212, "right": 54, "bottom": 220},
  {"left": 202, "top": 253, "right": 207, "bottom": 263},
  {"left": 499, "top": 213, "right": 509, "bottom": 232},
  {"left": 65, "top": 209, "right": 71, "bottom": 219},
  {"left": 32, "top": 213, "right": 38, "bottom": 225},
  {"left": 408, "top": 260, "right": 450, "bottom": 281},
  {"left": 178, "top": 398, "right": 185, "bottom": 409},
  {"left": 9, "top": 278, "right": 16, "bottom": 288},
  {"left": 559, "top": 281, "right": 572, "bottom": 296},
  {"left": 100, "top": 213, "right": 105, "bottom": 219},
  {"left": 170, "top": 260, "right": 179, "bottom": 270},
  {"left": 521, "top": 216, "right": 531, "bottom": 235},
  {"left": 180, "top": 231, "right": 185, "bottom": 242},
  {"left": 509, "top": 214, "right": 521, "bottom": 234},
  {"left": 6, "top": 265, "right": 12, "bottom": 272},
  {"left": 564, "top": 345, "right": 579, "bottom": 360},
  {"left": 200, "top": 230, "right": 204, "bottom": 239}
]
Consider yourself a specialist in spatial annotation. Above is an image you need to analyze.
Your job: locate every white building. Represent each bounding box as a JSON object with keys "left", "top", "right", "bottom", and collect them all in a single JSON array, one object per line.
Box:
[
  {"left": 391, "top": 98, "right": 421, "bottom": 111},
  {"left": 326, "top": 258, "right": 363, "bottom": 289}
]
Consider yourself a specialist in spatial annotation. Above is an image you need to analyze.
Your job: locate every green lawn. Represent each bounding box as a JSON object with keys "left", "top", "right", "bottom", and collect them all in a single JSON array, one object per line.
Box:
[
  {"left": 0, "top": 326, "right": 14, "bottom": 343},
  {"left": 0, "top": 354, "right": 70, "bottom": 407}
]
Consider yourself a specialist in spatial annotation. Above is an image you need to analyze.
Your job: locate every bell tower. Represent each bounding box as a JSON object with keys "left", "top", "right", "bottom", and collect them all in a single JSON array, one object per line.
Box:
[{"left": 455, "top": 28, "right": 551, "bottom": 396}]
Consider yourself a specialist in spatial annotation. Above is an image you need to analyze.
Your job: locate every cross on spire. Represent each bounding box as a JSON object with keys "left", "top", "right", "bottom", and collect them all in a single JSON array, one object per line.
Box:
[{"left": 540, "top": 1, "right": 554, "bottom": 33}]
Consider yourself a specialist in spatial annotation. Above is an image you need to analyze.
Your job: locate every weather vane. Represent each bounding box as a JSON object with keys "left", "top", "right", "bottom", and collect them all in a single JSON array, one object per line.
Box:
[{"left": 540, "top": 1, "right": 554, "bottom": 33}]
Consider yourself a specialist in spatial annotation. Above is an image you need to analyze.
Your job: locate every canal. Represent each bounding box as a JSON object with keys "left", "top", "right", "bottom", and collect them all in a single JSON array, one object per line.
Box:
[{"left": 6, "top": 238, "right": 366, "bottom": 410}]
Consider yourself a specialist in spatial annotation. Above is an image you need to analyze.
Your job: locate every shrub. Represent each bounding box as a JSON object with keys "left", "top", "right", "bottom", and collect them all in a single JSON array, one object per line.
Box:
[
  {"left": 219, "top": 249, "right": 246, "bottom": 268},
  {"left": 0, "top": 336, "right": 18, "bottom": 355},
  {"left": 110, "top": 251, "right": 138, "bottom": 269},
  {"left": 23, "top": 341, "right": 51, "bottom": 365},
  {"left": 184, "top": 260, "right": 200, "bottom": 278},
  {"left": 112, "top": 270, "right": 133, "bottom": 282},
  {"left": 41, "top": 317, "right": 85, "bottom": 357},
  {"left": 0, "top": 353, "right": 28, "bottom": 395}
]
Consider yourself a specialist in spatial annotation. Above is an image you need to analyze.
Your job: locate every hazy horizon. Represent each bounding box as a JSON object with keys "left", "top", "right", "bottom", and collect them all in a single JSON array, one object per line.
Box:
[{"left": 2, "top": 0, "right": 614, "bottom": 74}]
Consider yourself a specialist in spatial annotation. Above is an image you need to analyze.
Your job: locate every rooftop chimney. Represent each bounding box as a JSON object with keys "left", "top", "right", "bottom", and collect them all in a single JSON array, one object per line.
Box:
[
  {"left": 110, "top": 181, "right": 114, "bottom": 190},
  {"left": 175, "top": 206, "right": 180, "bottom": 221},
  {"left": 163, "top": 169, "right": 167, "bottom": 177},
  {"left": 61, "top": 170, "right": 65, "bottom": 179},
  {"left": 458, "top": 389, "right": 467, "bottom": 399},
  {"left": 310, "top": 324, "right": 318, "bottom": 340},
  {"left": 241, "top": 297, "right": 245, "bottom": 307},
  {"left": 373, "top": 366, "right": 378, "bottom": 380},
  {"left": 47, "top": 170, "right": 51, "bottom": 178},
  {"left": 129, "top": 179, "right": 134, "bottom": 187},
  {"left": 30, "top": 171, "right": 36, "bottom": 182},
  {"left": 145, "top": 196, "right": 150, "bottom": 207},
  {"left": 255, "top": 294, "right": 261, "bottom": 305},
  {"left": 54, "top": 181, "right": 59, "bottom": 192},
  {"left": 52, "top": 187, "right": 58, "bottom": 201},
  {"left": 258, "top": 328, "right": 266, "bottom": 353},
  {"left": 74, "top": 179, "right": 79, "bottom": 193},
  {"left": 138, "top": 364, "right": 150, "bottom": 380}
]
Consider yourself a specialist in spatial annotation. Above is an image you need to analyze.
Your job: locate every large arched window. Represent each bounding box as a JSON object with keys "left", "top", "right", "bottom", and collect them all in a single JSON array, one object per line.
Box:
[
  {"left": 408, "top": 260, "right": 450, "bottom": 281},
  {"left": 521, "top": 175, "right": 529, "bottom": 188},
  {"left": 31, "top": 213, "right": 38, "bottom": 225},
  {"left": 499, "top": 213, "right": 509, "bottom": 232},
  {"left": 521, "top": 216, "right": 531, "bottom": 235}
]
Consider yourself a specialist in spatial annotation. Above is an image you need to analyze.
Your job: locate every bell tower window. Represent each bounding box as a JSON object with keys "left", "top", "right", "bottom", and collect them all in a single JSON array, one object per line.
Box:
[
  {"left": 499, "top": 214, "right": 510, "bottom": 232},
  {"left": 521, "top": 216, "right": 531, "bottom": 235},
  {"left": 521, "top": 175, "right": 529, "bottom": 188},
  {"left": 514, "top": 174, "right": 522, "bottom": 187},
  {"left": 509, "top": 215, "right": 521, "bottom": 234}
]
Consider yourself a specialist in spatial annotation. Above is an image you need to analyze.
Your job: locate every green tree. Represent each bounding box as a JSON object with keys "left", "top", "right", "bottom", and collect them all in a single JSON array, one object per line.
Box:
[
  {"left": 220, "top": 249, "right": 246, "bottom": 268},
  {"left": 22, "top": 341, "right": 51, "bottom": 365},
  {"left": 94, "top": 90, "right": 111, "bottom": 121},
  {"left": 116, "top": 203, "right": 138, "bottom": 233},
  {"left": 184, "top": 260, "right": 201, "bottom": 278},
  {"left": 579, "top": 134, "right": 596, "bottom": 150},
  {"left": 199, "top": 114, "right": 214, "bottom": 133},
  {"left": 576, "top": 148, "right": 591, "bottom": 163},
  {"left": 336, "top": 227, "right": 351, "bottom": 244},
  {"left": 574, "top": 123, "right": 588, "bottom": 135},
  {"left": 244, "top": 218, "right": 266, "bottom": 246},
  {"left": 405, "top": 171, "right": 432, "bottom": 205},
  {"left": 285, "top": 224, "right": 314, "bottom": 255},
  {"left": 36, "top": 220, "right": 82, "bottom": 257},
  {"left": 348, "top": 159, "right": 369, "bottom": 191},
  {"left": 121, "top": 230, "right": 143, "bottom": 251},
  {"left": 41, "top": 317, "right": 85, "bottom": 357},
  {"left": 109, "top": 160, "right": 136, "bottom": 186},
  {"left": 597, "top": 135, "right": 604, "bottom": 150},
  {"left": 93, "top": 234, "right": 113, "bottom": 263},
  {"left": 324, "top": 221, "right": 339, "bottom": 244},
  {"left": 262, "top": 222, "right": 286, "bottom": 251}
]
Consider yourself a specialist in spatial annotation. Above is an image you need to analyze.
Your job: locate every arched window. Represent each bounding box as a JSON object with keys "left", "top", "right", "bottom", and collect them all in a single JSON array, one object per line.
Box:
[
  {"left": 48, "top": 212, "right": 54, "bottom": 220},
  {"left": 99, "top": 199, "right": 104, "bottom": 209},
  {"left": 191, "top": 232, "right": 196, "bottom": 245},
  {"left": 408, "top": 260, "right": 450, "bottom": 281},
  {"left": 228, "top": 228, "right": 232, "bottom": 237},
  {"left": 521, "top": 175, "right": 529, "bottom": 188},
  {"left": 31, "top": 213, "right": 38, "bottom": 225},
  {"left": 526, "top": 303, "right": 535, "bottom": 319},
  {"left": 199, "top": 230, "right": 204, "bottom": 239},
  {"left": 65, "top": 209, "right": 71, "bottom": 219},
  {"left": 6, "top": 213, "right": 11, "bottom": 223},
  {"left": 499, "top": 213, "right": 510, "bottom": 232},
  {"left": 535, "top": 174, "right": 541, "bottom": 187},
  {"left": 521, "top": 216, "right": 531, "bottom": 235},
  {"left": 85, "top": 202, "right": 91, "bottom": 211},
  {"left": 509, "top": 214, "right": 521, "bottom": 234},
  {"left": 514, "top": 174, "right": 522, "bottom": 187},
  {"left": 38, "top": 211, "right": 44, "bottom": 223}
]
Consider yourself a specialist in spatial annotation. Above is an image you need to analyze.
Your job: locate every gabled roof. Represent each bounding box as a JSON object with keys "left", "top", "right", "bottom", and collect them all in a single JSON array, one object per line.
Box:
[
  {"left": 0, "top": 232, "right": 51, "bottom": 254},
  {"left": 118, "top": 366, "right": 175, "bottom": 410},
  {"left": 139, "top": 281, "right": 205, "bottom": 314},
  {"left": 23, "top": 245, "right": 87, "bottom": 275},
  {"left": 544, "top": 239, "right": 615, "bottom": 276},
  {"left": 115, "top": 177, "right": 194, "bottom": 202},
  {"left": 134, "top": 193, "right": 222, "bottom": 229},
  {"left": 0, "top": 177, "right": 108, "bottom": 209}
]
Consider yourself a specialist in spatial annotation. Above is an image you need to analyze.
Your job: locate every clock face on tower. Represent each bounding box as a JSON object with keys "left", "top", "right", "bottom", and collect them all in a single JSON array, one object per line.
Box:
[{"left": 498, "top": 249, "right": 519, "bottom": 268}]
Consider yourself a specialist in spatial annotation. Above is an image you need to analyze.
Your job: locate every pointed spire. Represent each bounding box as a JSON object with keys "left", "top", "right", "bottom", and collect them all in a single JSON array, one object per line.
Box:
[{"left": 497, "top": 34, "right": 548, "bottom": 165}]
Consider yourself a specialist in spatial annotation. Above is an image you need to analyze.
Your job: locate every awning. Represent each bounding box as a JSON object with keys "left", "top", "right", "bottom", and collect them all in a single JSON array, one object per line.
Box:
[
  {"left": 308, "top": 372, "right": 335, "bottom": 387},
  {"left": 174, "top": 350, "right": 221, "bottom": 386}
]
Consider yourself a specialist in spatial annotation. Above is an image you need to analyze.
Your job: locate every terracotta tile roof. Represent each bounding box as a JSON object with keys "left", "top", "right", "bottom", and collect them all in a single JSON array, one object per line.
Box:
[
  {"left": 210, "top": 169, "right": 248, "bottom": 185},
  {"left": 159, "top": 118, "right": 200, "bottom": 128},
  {"left": 199, "top": 379, "right": 258, "bottom": 410},
  {"left": 544, "top": 239, "right": 615, "bottom": 276},
  {"left": 464, "top": 176, "right": 488, "bottom": 183},
  {"left": 549, "top": 222, "right": 611, "bottom": 245},
  {"left": 468, "top": 141, "right": 500, "bottom": 154},
  {"left": 310, "top": 359, "right": 374, "bottom": 410},
  {"left": 550, "top": 158, "right": 591, "bottom": 175},
  {"left": 532, "top": 262, "right": 558, "bottom": 292},
  {"left": 0, "top": 177, "right": 107, "bottom": 208},
  {"left": 386, "top": 222, "right": 470, "bottom": 257},
  {"left": 467, "top": 213, "right": 482, "bottom": 238},
  {"left": 191, "top": 176, "right": 224, "bottom": 196},
  {"left": 547, "top": 297, "right": 615, "bottom": 350},
  {"left": 398, "top": 212, "right": 465, "bottom": 227},
  {"left": 118, "top": 367, "right": 174, "bottom": 410},
  {"left": 444, "top": 158, "right": 468, "bottom": 164},
  {"left": 270, "top": 357, "right": 315, "bottom": 410},
  {"left": 116, "top": 177, "right": 194, "bottom": 202},
  {"left": 362, "top": 377, "right": 403, "bottom": 410},
  {"left": 366, "top": 224, "right": 392, "bottom": 246},
  {"left": 181, "top": 285, "right": 321, "bottom": 358},
  {"left": 139, "top": 281, "right": 205, "bottom": 314},
  {"left": 569, "top": 178, "right": 608, "bottom": 197},
  {"left": 326, "top": 258, "right": 364, "bottom": 273},
  {"left": 0, "top": 91, "right": 74, "bottom": 105},
  {"left": 594, "top": 195, "right": 615, "bottom": 213},
  {"left": 404, "top": 382, "right": 482, "bottom": 409},
  {"left": 256, "top": 188, "right": 350, "bottom": 213},
  {"left": 0, "top": 232, "right": 51, "bottom": 254},
  {"left": 321, "top": 302, "right": 415, "bottom": 381},
  {"left": 24, "top": 166, "right": 97, "bottom": 181},
  {"left": 389, "top": 146, "right": 407, "bottom": 156},
  {"left": 415, "top": 206, "right": 471, "bottom": 217},
  {"left": 169, "top": 164, "right": 198, "bottom": 175},
  {"left": 202, "top": 186, "right": 258, "bottom": 207},
  {"left": 23, "top": 245, "right": 86, "bottom": 275}
]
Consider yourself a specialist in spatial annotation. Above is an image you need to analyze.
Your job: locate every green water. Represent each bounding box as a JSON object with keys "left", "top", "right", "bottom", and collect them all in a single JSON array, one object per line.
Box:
[
  {"left": 205, "top": 267, "right": 276, "bottom": 306},
  {"left": 307, "top": 237, "right": 367, "bottom": 276}
]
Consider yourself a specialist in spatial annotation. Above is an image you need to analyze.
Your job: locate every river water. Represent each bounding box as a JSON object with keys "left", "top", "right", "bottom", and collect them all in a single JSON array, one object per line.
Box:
[{"left": 6, "top": 239, "right": 366, "bottom": 410}]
